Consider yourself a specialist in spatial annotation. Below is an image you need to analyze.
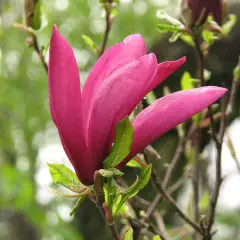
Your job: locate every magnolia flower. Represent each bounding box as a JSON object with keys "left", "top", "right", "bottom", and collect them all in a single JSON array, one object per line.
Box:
[
  {"left": 48, "top": 26, "right": 226, "bottom": 185},
  {"left": 187, "top": 0, "right": 223, "bottom": 25}
]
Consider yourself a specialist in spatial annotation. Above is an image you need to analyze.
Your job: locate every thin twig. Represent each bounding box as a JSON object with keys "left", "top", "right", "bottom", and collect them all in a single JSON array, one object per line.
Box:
[
  {"left": 226, "top": 133, "right": 240, "bottom": 174},
  {"left": 192, "top": 27, "right": 225, "bottom": 239},
  {"left": 226, "top": 56, "right": 240, "bottom": 116},
  {"left": 204, "top": 57, "right": 240, "bottom": 237},
  {"left": 193, "top": 130, "right": 200, "bottom": 224},
  {"left": 99, "top": 2, "right": 112, "bottom": 57},
  {"left": 14, "top": 23, "right": 48, "bottom": 73},
  {"left": 150, "top": 167, "right": 203, "bottom": 235},
  {"left": 117, "top": 177, "right": 169, "bottom": 239},
  {"left": 204, "top": 99, "right": 226, "bottom": 239},
  {"left": 145, "top": 125, "right": 195, "bottom": 218},
  {"left": 32, "top": 34, "right": 48, "bottom": 72}
]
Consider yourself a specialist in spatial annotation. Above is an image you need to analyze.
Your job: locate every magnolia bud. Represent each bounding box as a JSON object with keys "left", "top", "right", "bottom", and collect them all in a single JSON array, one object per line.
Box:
[
  {"left": 181, "top": 0, "right": 223, "bottom": 27},
  {"left": 25, "top": 37, "right": 34, "bottom": 47}
]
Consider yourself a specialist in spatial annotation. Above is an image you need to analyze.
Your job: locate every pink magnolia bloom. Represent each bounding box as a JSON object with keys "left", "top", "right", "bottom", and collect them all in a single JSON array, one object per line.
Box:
[
  {"left": 187, "top": 0, "right": 222, "bottom": 25},
  {"left": 48, "top": 26, "right": 227, "bottom": 185}
]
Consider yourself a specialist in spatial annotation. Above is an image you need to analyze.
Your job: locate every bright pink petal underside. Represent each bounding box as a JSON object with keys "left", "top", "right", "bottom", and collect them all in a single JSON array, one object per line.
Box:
[
  {"left": 119, "top": 86, "right": 227, "bottom": 167},
  {"left": 49, "top": 26, "right": 93, "bottom": 185}
]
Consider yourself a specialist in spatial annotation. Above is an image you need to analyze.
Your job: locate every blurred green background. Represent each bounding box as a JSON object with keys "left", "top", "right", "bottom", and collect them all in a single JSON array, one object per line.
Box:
[{"left": 0, "top": 0, "right": 240, "bottom": 239}]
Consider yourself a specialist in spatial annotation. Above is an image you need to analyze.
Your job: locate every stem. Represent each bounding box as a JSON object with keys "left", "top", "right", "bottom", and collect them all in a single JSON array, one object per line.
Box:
[
  {"left": 192, "top": 27, "right": 229, "bottom": 240},
  {"left": 145, "top": 125, "right": 195, "bottom": 218},
  {"left": 150, "top": 167, "right": 203, "bottom": 235},
  {"left": 99, "top": 2, "right": 112, "bottom": 57},
  {"left": 14, "top": 23, "right": 48, "bottom": 73},
  {"left": 32, "top": 35, "right": 48, "bottom": 73},
  {"left": 193, "top": 130, "right": 200, "bottom": 224},
  {"left": 94, "top": 172, "right": 120, "bottom": 240}
]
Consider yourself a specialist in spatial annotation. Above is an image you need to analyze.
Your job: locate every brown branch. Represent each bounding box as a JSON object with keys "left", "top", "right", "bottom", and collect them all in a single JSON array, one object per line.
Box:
[
  {"left": 145, "top": 125, "right": 195, "bottom": 218},
  {"left": 149, "top": 167, "right": 203, "bottom": 235},
  {"left": 32, "top": 34, "right": 48, "bottom": 72},
  {"left": 99, "top": 2, "right": 112, "bottom": 57},
  {"left": 14, "top": 23, "right": 48, "bottom": 73},
  {"left": 193, "top": 129, "right": 200, "bottom": 224},
  {"left": 204, "top": 57, "right": 240, "bottom": 237}
]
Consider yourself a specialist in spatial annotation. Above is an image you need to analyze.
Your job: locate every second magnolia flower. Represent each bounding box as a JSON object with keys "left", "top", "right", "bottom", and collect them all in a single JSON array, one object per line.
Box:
[{"left": 48, "top": 26, "right": 227, "bottom": 185}]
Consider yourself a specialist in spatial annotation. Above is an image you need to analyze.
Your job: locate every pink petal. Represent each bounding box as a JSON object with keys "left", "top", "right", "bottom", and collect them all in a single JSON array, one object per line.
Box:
[
  {"left": 119, "top": 86, "right": 227, "bottom": 167},
  {"left": 82, "top": 34, "right": 146, "bottom": 141},
  {"left": 49, "top": 26, "right": 93, "bottom": 185},
  {"left": 144, "top": 57, "right": 186, "bottom": 94},
  {"left": 88, "top": 53, "right": 158, "bottom": 170}
]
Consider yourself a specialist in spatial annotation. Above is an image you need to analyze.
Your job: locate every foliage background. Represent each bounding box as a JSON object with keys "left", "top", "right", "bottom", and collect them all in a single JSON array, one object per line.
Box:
[{"left": 0, "top": 0, "right": 240, "bottom": 239}]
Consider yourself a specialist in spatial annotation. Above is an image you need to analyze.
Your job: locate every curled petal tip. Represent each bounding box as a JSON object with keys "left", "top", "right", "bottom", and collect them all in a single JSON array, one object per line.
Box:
[
  {"left": 180, "top": 56, "right": 187, "bottom": 63},
  {"left": 123, "top": 34, "right": 143, "bottom": 44},
  {"left": 201, "top": 86, "right": 228, "bottom": 96},
  {"left": 52, "top": 25, "right": 58, "bottom": 35}
]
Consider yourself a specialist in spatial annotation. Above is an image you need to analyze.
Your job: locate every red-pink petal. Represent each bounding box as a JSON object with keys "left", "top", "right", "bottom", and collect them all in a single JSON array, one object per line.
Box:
[
  {"left": 144, "top": 57, "right": 186, "bottom": 94},
  {"left": 49, "top": 26, "right": 93, "bottom": 185},
  {"left": 119, "top": 86, "right": 227, "bottom": 167},
  {"left": 82, "top": 34, "right": 146, "bottom": 142},
  {"left": 88, "top": 53, "right": 158, "bottom": 169}
]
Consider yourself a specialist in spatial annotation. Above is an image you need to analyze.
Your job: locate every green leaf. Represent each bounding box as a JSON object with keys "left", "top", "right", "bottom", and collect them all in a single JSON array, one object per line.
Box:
[
  {"left": 124, "top": 227, "right": 133, "bottom": 240},
  {"left": 222, "top": 14, "right": 237, "bottom": 36},
  {"left": 157, "top": 24, "right": 182, "bottom": 33},
  {"left": 114, "top": 165, "right": 152, "bottom": 214},
  {"left": 81, "top": 35, "right": 97, "bottom": 53},
  {"left": 157, "top": 10, "right": 184, "bottom": 28},
  {"left": 32, "top": 0, "right": 41, "bottom": 30},
  {"left": 126, "top": 159, "right": 142, "bottom": 168},
  {"left": 98, "top": 168, "right": 124, "bottom": 178},
  {"left": 181, "top": 72, "right": 195, "bottom": 90},
  {"left": 153, "top": 236, "right": 162, "bottom": 240},
  {"left": 47, "top": 163, "right": 83, "bottom": 192},
  {"left": 104, "top": 117, "right": 134, "bottom": 169},
  {"left": 202, "top": 30, "right": 216, "bottom": 45},
  {"left": 104, "top": 178, "right": 118, "bottom": 208},
  {"left": 180, "top": 33, "right": 195, "bottom": 47},
  {"left": 169, "top": 32, "right": 181, "bottom": 43},
  {"left": 70, "top": 197, "right": 86, "bottom": 216}
]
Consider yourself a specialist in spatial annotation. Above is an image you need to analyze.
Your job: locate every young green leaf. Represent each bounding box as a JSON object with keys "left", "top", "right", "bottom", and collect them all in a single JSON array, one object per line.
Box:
[
  {"left": 124, "top": 227, "right": 133, "bottom": 240},
  {"left": 81, "top": 35, "right": 97, "bottom": 53},
  {"left": 114, "top": 165, "right": 152, "bottom": 214},
  {"left": 157, "top": 10, "right": 184, "bottom": 28},
  {"left": 104, "top": 178, "right": 118, "bottom": 208},
  {"left": 153, "top": 236, "right": 162, "bottom": 240},
  {"left": 169, "top": 32, "right": 181, "bottom": 43},
  {"left": 180, "top": 33, "right": 195, "bottom": 47},
  {"left": 32, "top": 0, "right": 42, "bottom": 30},
  {"left": 47, "top": 163, "right": 83, "bottom": 192},
  {"left": 202, "top": 30, "right": 216, "bottom": 45},
  {"left": 157, "top": 24, "right": 182, "bottom": 33},
  {"left": 181, "top": 72, "right": 196, "bottom": 90},
  {"left": 126, "top": 159, "right": 142, "bottom": 168},
  {"left": 222, "top": 14, "right": 237, "bottom": 36},
  {"left": 98, "top": 168, "right": 124, "bottom": 178},
  {"left": 103, "top": 117, "right": 134, "bottom": 169}
]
